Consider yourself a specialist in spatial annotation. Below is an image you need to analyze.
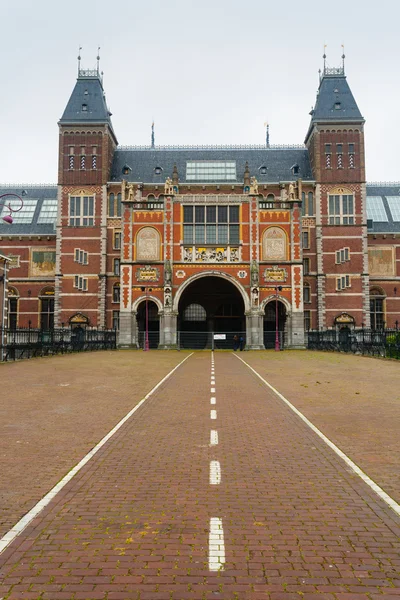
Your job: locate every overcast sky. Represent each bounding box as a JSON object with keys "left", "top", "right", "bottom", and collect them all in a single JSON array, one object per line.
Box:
[{"left": 1, "top": 0, "right": 399, "bottom": 184}]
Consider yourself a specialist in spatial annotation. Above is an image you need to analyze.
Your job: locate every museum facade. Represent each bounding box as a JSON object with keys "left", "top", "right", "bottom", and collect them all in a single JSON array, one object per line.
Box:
[{"left": 0, "top": 61, "right": 399, "bottom": 348}]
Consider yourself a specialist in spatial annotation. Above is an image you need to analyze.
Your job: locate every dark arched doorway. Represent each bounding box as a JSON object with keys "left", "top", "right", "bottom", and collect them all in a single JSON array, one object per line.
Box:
[
  {"left": 137, "top": 300, "right": 160, "bottom": 348},
  {"left": 264, "top": 300, "right": 286, "bottom": 349},
  {"left": 178, "top": 276, "right": 245, "bottom": 349}
]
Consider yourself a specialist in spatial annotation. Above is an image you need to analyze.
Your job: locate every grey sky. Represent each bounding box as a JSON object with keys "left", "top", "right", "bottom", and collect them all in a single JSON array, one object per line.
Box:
[{"left": 1, "top": 0, "right": 399, "bottom": 184}]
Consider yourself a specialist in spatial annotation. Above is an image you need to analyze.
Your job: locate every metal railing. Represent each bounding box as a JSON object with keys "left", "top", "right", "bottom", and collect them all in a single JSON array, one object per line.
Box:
[
  {"left": 0, "top": 326, "right": 117, "bottom": 362},
  {"left": 307, "top": 328, "right": 400, "bottom": 359}
]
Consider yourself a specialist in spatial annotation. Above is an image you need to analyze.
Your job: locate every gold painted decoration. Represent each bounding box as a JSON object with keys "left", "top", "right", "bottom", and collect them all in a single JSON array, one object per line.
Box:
[{"left": 263, "top": 267, "right": 287, "bottom": 283}]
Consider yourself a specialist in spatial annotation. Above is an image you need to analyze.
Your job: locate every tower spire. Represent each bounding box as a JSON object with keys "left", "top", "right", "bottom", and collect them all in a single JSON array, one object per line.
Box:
[
  {"left": 97, "top": 47, "right": 101, "bottom": 74},
  {"left": 341, "top": 44, "right": 345, "bottom": 73},
  {"left": 77, "top": 46, "right": 82, "bottom": 75},
  {"left": 323, "top": 44, "right": 327, "bottom": 74},
  {"left": 151, "top": 121, "right": 155, "bottom": 148},
  {"left": 264, "top": 122, "right": 270, "bottom": 148}
]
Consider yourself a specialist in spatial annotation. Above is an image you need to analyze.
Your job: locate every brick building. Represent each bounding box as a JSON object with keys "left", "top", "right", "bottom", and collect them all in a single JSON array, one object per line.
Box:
[{"left": 0, "top": 61, "right": 399, "bottom": 348}]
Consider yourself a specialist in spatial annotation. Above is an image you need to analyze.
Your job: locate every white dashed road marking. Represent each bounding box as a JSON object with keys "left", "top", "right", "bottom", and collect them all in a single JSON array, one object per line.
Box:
[
  {"left": 210, "top": 460, "right": 221, "bottom": 484},
  {"left": 210, "top": 397, "right": 216, "bottom": 404},
  {"left": 210, "top": 430, "right": 218, "bottom": 445},
  {"left": 211, "top": 387, "right": 216, "bottom": 393},
  {"left": 209, "top": 517, "right": 225, "bottom": 571},
  {"left": 211, "top": 409, "right": 217, "bottom": 419}
]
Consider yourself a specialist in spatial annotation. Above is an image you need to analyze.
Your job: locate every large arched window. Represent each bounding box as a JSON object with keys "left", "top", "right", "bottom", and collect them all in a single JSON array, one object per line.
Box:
[
  {"left": 262, "top": 227, "right": 287, "bottom": 261},
  {"left": 370, "top": 287, "right": 385, "bottom": 329},
  {"left": 136, "top": 227, "right": 161, "bottom": 261},
  {"left": 39, "top": 287, "right": 55, "bottom": 330},
  {"left": 183, "top": 304, "right": 206, "bottom": 321}
]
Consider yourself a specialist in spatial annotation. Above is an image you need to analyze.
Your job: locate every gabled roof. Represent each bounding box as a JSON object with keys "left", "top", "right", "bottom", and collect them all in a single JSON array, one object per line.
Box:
[
  {"left": 0, "top": 186, "right": 57, "bottom": 236},
  {"left": 59, "top": 70, "right": 116, "bottom": 138},
  {"left": 110, "top": 146, "right": 314, "bottom": 184}
]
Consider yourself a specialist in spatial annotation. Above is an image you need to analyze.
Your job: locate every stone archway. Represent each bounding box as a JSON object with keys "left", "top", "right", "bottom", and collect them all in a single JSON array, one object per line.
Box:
[
  {"left": 262, "top": 298, "right": 288, "bottom": 349},
  {"left": 176, "top": 274, "right": 247, "bottom": 349}
]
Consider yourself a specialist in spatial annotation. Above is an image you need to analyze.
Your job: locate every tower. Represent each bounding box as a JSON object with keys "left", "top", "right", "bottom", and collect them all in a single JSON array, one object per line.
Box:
[
  {"left": 305, "top": 57, "right": 370, "bottom": 329},
  {"left": 55, "top": 57, "right": 118, "bottom": 327}
]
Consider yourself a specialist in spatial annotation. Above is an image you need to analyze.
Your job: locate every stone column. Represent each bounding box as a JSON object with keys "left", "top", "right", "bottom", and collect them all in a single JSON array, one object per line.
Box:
[
  {"left": 158, "top": 311, "right": 178, "bottom": 349},
  {"left": 246, "top": 310, "right": 265, "bottom": 349},
  {"left": 289, "top": 311, "right": 305, "bottom": 348},
  {"left": 118, "top": 310, "right": 139, "bottom": 348}
]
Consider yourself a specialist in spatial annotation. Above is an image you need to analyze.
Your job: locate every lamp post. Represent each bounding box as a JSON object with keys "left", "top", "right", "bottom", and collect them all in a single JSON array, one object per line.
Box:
[
  {"left": 275, "top": 285, "right": 283, "bottom": 352},
  {"left": 141, "top": 286, "right": 153, "bottom": 351},
  {"left": 0, "top": 193, "right": 24, "bottom": 224}
]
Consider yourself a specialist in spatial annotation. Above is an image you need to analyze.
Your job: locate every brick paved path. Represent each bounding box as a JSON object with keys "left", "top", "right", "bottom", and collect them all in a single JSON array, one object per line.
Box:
[{"left": 1, "top": 352, "right": 399, "bottom": 599}]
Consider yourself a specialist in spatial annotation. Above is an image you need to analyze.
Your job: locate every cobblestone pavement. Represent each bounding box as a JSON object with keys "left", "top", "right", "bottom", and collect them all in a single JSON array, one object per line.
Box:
[
  {"left": 241, "top": 351, "right": 400, "bottom": 504},
  {"left": 0, "top": 351, "right": 190, "bottom": 538},
  {"left": 0, "top": 352, "right": 399, "bottom": 599}
]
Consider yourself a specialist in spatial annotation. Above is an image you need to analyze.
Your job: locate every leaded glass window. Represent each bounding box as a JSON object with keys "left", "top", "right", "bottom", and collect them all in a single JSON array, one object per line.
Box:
[
  {"left": 367, "top": 196, "right": 388, "bottom": 222},
  {"left": 37, "top": 199, "right": 58, "bottom": 224},
  {"left": 183, "top": 205, "right": 240, "bottom": 244}
]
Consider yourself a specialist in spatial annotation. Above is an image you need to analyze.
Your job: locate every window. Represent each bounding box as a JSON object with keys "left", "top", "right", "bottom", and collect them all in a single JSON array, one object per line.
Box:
[
  {"left": 92, "top": 154, "right": 97, "bottom": 170},
  {"left": 69, "top": 146, "right": 74, "bottom": 170},
  {"left": 367, "top": 196, "right": 388, "bottom": 222},
  {"left": 308, "top": 192, "right": 314, "bottom": 216},
  {"left": 336, "top": 275, "right": 351, "bottom": 291},
  {"left": 37, "top": 199, "right": 58, "bottom": 224},
  {"left": 69, "top": 196, "right": 94, "bottom": 226},
  {"left": 40, "top": 295, "right": 54, "bottom": 330},
  {"left": 183, "top": 303, "right": 207, "bottom": 321},
  {"left": 386, "top": 197, "right": 400, "bottom": 221},
  {"left": 114, "top": 231, "right": 121, "bottom": 249},
  {"left": 302, "top": 229, "right": 310, "bottom": 249},
  {"left": 301, "top": 192, "right": 306, "bottom": 216},
  {"left": 112, "top": 283, "right": 120, "bottom": 303},
  {"left": 112, "top": 310, "right": 120, "bottom": 330},
  {"left": 303, "top": 257, "right": 310, "bottom": 275},
  {"left": 114, "top": 258, "right": 120, "bottom": 276},
  {"left": 259, "top": 166, "right": 267, "bottom": 175},
  {"left": 183, "top": 204, "right": 239, "bottom": 244},
  {"left": 370, "top": 289, "right": 385, "bottom": 329},
  {"left": 108, "top": 193, "right": 122, "bottom": 217},
  {"left": 304, "top": 310, "right": 311, "bottom": 331},
  {"left": 74, "top": 276, "right": 88, "bottom": 291},
  {"left": 82, "top": 103, "right": 87, "bottom": 111},
  {"left": 186, "top": 161, "right": 237, "bottom": 181},
  {"left": 74, "top": 248, "right": 88, "bottom": 265},
  {"left": 8, "top": 291, "right": 18, "bottom": 330},
  {"left": 335, "top": 247, "right": 350, "bottom": 264},
  {"left": 348, "top": 143, "right": 355, "bottom": 168},
  {"left": 325, "top": 144, "right": 332, "bottom": 169},
  {"left": 337, "top": 144, "right": 343, "bottom": 169},
  {"left": 328, "top": 194, "right": 354, "bottom": 225},
  {"left": 303, "top": 283, "right": 311, "bottom": 303},
  {"left": 122, "top": 164, "right": 131, "bottom": 175},
  {"left": 0, "top": 198, "right": 37, "bottom": 224},
  {"left": 80, "top": 154, "right": 86, "bottom": 170},
  {"left": 154, "top": 166, "right": 163, "bottom": 175}
]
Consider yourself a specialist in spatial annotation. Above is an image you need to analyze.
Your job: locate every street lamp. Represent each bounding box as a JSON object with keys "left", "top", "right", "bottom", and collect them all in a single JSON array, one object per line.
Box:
[
  {"left": 0, "top": 193, "right": 24, "bottom": 224},
  {"left": 275, "top": 285, "right": 283, "bottom": 352},
  {"left": 140, "top": 286, "right": 153, "bottom": 351}
]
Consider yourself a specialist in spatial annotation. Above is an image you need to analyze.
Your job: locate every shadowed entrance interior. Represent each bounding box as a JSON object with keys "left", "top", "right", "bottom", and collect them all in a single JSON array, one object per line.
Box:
[{"left": 178, "top": 276, "right": 245, "bottom": 348}]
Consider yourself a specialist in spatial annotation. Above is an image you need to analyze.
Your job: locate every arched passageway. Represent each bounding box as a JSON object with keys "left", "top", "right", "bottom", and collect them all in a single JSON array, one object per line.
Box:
[
  {"left": 178, "top": 276, "right": 245, "bottom": 349},
  {"left": 136, "top": 300, "right": 160, "bottom": 348},
  {"left": 263, "top": 300, "right": 287, "bottom": 349}
]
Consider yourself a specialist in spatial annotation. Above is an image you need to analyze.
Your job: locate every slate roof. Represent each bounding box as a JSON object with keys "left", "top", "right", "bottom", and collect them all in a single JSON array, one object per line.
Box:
[
  {"left": 0, "top": 186, "right": 57, "bottom": 236},
  {"left": 110, "top": 146, "right": 314, "bottom": 184},
  {"left": 59, "top": 72, "right": 116, "bottom": 138},
  {"left": 366, "top": 184, "right": 400, "bottom": 234}
]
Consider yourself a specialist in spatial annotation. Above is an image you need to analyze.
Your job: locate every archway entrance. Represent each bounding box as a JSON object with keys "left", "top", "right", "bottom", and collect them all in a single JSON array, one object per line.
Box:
[
  {"left": 137, "top": 300, "right": 160, "bottom": 348},
  {"left": 264, "top": 300, "right": 287, "bottom": 349},
  {"left": 178, "top": 275, "right": 245, "bottom": 349}
]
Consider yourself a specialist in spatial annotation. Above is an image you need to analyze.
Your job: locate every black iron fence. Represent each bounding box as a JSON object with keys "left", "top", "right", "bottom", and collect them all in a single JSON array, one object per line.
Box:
[
  {"left": 307, "top": 328, "right": 400, "bottom": 359},
  {"left": 0, "top": 326, "right": 117, "bottom": 362}
]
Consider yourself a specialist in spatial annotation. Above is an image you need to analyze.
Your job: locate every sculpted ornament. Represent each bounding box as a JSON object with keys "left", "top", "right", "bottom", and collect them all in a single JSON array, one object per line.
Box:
[
  {"left": 164, "top": 177, "right": 174, "bottom": 195},
  {"left": 249, "top": 176, "right": 259, "bottom": 195}
]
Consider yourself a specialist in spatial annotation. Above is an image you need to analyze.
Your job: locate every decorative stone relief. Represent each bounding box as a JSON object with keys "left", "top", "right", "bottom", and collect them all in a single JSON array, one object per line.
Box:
[
  {"left": 263, "top": 266, "right": 288, "bottom": 283},
  {"left": 262, "top": 227, "right": 287, "bottom": 261},
  {"left": 237, "top": 270, "right": 247, "bottom": 279},
  {"left": 136, "top": 266, "right": 160, "bottom": 282},
  {"left": 176, "top": 270, "right": 186, "bottom": 279},
  {"left": 136, "top": 227, "right": 160, "bottom": 261},
  {"left": 183, "top": 247, "right": 240, "bottom": 262}
]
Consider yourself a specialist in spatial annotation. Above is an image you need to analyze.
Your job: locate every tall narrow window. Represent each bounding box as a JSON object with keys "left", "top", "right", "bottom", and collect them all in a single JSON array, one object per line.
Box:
[
  {"left": 112, "top": 311, "right": 120, "bottom": 330},
  {"left": 304, "top": 310, "right": 311, "bottom": 331},
  {"left": 301, "top": 192, "right": 306, "bottom": 216},
  {"left": 114, "top": 258, "right": 120, "bottom": 276},
  {"left": 40, "top": 293, "right": 55, "bottom": 330},
  {"left": 114, "top": 231, "right": 121, "bottom": 249},
  {"left": 116, "top": 193, "right": 122, "bottom": 217},
  {"left": 108, "top": 193, "right": 115, "bottom": 217},
  {"left": 112, "top": 283, "right": 120, "bottom": 303},
  {"left": 69, "top": 146, "right": 74, "bottom": 170},
  {"left": 325, "top": 143, "right": 332, "bottom": 169},
  {"left": 302, "top": 229, "right": 310, "bottom": 249},
  {"left": 308, "top": 192, "right": 314, "bottom": 216},
  {"left": 303, "top": 283, "right": 311, "bottom": 303},
  {"left": 348, "top": 143, "right": 355, "bottom": 168},
  {"left": 370, "top": 288, "right": 385, "bottom": 329},
  {"left": 336, "top": 143, "right": 343, "bottom": 169},
  {"left": 303, "top": 257, "right": 310, "bottom": 275},
  {"left": 8, "top": 290, "right": 18, "bottom": 330}
]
